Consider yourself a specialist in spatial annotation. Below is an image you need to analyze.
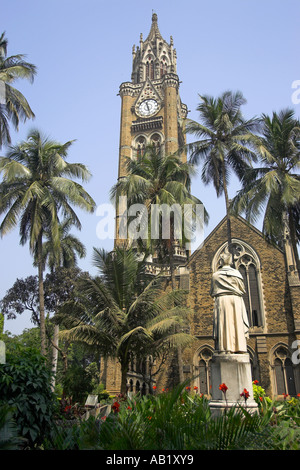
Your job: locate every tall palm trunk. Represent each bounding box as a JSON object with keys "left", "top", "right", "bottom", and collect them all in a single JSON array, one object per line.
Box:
[
  {"left": 37, "top": 232, "right": 47, "bottom": 356},
  {"left": 120, "top": 361, "right": 129, "bottom": 395},
  {"left": 222, "top": 160, "right": 234, "bottom": 266},
  {"left": 51, "top": 324, "right": 59, "bottom": 391},
  {"left": 168, "top": 231, "right": 184, "bottom": 384},
  {"left": 288, "top": 207, "right": 300, "bottom": 273}
]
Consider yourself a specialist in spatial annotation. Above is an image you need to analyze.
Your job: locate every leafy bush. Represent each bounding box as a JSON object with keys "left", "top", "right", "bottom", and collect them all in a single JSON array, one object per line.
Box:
[
  {"left": 40, "top": 383, "right": 300, "bottom": 450},
  {"left": 98, "top": 383, "right": 275, "bottom": 450},
  {"left": 0, "top": 345, "right": 56, "bottom": 448},
  {"left": 62, "top": 364, "right": 93, "bottom": 404},
  {"left": 92, "top": 383, "right": 110, "bottom": 402},
  {"left": 43, "top": 416, "right": 102, "bottom": 450},
  {"left": 0, "top": 405, "right": 25, "bottom": 450}
]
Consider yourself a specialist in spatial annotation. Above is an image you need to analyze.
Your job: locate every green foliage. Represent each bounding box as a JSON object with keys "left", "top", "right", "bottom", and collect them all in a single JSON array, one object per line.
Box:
[
  {"left": 0, "top": 345, "right": 56, "bottom": 448},
  {"left": 92, "top": 383, "right": 110, "bottom": 402},
  {"left": 99, "top": 383, "right": 274, "bottom": 450},
  {"left": 0, "top": 313, "right": 4, "bottom": 338},
  {"left": 269, "top": 420, "right": 300, "bottom": 450},
  {"left": 58, "top": 246, "right": 194, "bottom": 394},
  {"left": 43, "top": 416, "right": 102, "bottom": 450},
  {"left": 0, "top": 405, "right": 26, "bottom": 450},
  {"left": 0, "top": 32, "right": 36, "bottom": 148},
  {"left": 39, "top": 383, "right": 300, "bottom": 450},
  {"left": 253, "top": 381, "right": 272, "bottom": 405},
  {"left": 62, "top": 364, "right": 93, "bottom": 404}
]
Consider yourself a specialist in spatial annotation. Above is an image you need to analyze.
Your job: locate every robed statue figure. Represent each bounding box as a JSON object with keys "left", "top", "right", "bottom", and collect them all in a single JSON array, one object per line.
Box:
[{"left": 210, "top": 251, "right": 249, "bottom": 353}]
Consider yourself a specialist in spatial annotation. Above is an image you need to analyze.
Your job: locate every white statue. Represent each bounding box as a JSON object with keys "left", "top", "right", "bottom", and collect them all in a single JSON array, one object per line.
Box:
[{"left": 210, "top": 250, "right": 249, "bottom": 353}]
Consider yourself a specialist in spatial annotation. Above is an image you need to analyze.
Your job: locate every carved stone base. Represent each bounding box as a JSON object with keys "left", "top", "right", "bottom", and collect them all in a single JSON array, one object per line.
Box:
[{"left": 209, "top": 352, "right": 258, "bottom": 416}]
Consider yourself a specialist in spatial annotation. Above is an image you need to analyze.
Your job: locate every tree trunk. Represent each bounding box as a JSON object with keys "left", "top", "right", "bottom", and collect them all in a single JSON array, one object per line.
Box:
[
  {"left": 51, "top": 324, "right": 59, "bottom": 391},
  {"left": 222, "top": 161, "right": 234, "bottom": 266},
  {"left": 169, "top": 242, "right": 184, "bottom": 384},
  {"left": 37, "top": 232, "right": 47, "bottom": 356},
  {"left": 120, "top": 361, "right": 129, "bottom": 395},
  {"left": 288, "top": 206, "right": 300, "bottom": 273}
]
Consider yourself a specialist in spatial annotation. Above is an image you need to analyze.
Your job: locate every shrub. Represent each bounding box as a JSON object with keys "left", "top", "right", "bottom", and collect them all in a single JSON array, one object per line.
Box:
[
  {"left": 0, "top": 405, "right": 26, "bottom": 450},
  {"left": 62, "top": 364, "right": 93, "bottom": 404},
  {"left": 98, "top": 383, "right": 275, "bottom": 450},
  {"left": 92, "top": 383, "right": 110, "bottom": 402},
  {"left": 0, "top": 345, "right": 56, "bottom": 448}
]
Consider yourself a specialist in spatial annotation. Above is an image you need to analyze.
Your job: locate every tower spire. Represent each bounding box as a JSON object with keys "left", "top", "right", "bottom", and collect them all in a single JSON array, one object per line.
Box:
[{"left": 145, "top": 11, "right": 162, "bottom": 41}]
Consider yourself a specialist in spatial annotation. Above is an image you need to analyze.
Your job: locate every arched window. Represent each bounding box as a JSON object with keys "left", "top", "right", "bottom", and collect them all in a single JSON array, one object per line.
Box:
[
  {"left": 150, "top": 133, "right": 161, "bottom": 152},
  {"left": 273, "top": 346, "right": 297, "bottom": 396},
  {"left": 160, "top": 56, "right": 168, "bottom": 77},
  {"left": 146, "top": 56, "right": 154, "bottom": 80},
  {"left": 195, "top": 347, "right": 213, "bottom": 395},
  {"left": 135, "top": 136, "right": 146, "bottom": 158},
  {"left": 212, "top": 240, "right": 264, "bottom": 328}
]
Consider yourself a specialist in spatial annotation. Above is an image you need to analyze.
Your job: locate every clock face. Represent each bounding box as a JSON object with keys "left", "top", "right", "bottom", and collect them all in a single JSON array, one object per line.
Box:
[{"left": 138, "top": 99, "right": 158, "bottom": 117}]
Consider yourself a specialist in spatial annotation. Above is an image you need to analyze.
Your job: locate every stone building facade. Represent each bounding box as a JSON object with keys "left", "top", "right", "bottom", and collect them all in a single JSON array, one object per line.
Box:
[
  {"left": 174, "top": 215, "right": 300, "bottom": 398},
  {"left": 100, "top": 14, "right": 300, "bottom": 399}
]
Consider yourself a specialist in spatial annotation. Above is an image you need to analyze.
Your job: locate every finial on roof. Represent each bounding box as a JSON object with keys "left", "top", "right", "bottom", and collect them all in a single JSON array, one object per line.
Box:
[{"left": 152, "top": 12, "right": 158, "bottom": 22}]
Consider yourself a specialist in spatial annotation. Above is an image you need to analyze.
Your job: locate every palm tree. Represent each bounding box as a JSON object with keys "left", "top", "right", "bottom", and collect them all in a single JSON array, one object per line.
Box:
[
  {"left": 184, "top": 90, "right": 260, "bottom": 262},
  {"left": 57, "top": 246, "right": 193, "bottom": 395},
  {"left": 0, "top": 32, "right": 36, "bottom": 147},
  {"left": 35, "top": 216, "right": 86, "bottom": 273},
  {"left": 232, "top": 109, "right": 300, "bottom": 268},
  {"left": 111, "top": 145, "right": 208, "bottom": 287},
  {"left": 35, "top": 217, "right": 87, "bottom": 388},
  {"left": 111, "top": 146, "right": 206, "bottom": 385},
  {"left": 0, "top": 129, "right": 96, "bottom": 355}
]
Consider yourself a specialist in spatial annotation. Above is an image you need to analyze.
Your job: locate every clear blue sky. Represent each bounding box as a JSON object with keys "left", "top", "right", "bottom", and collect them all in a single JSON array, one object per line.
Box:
[{"left": 1, "top": 0, "right": 299, "bottom": 334}]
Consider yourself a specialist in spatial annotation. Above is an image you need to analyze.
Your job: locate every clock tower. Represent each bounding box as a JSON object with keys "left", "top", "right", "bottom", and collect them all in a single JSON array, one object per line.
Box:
[{"left": 116, "top": 13, "right": 188, "bottom": 244}]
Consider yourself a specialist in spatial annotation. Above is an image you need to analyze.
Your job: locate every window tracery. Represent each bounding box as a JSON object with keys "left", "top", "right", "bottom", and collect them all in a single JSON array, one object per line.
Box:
[{"left": 272, "top": 345, "right": 297, "bottom": 396}]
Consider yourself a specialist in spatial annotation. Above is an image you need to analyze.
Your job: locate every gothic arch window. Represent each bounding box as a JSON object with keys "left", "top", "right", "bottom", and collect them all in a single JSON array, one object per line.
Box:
[
  {"left": 146, "top": 56, "right": 154, "bottom": 80},
  {"left": 135, "top": 135, "right": 146, "bottom": 158},
  {"left": 272, "top": 345, "right": 297, "bottom": 396},
  {"left": 160, "top": 56, "right": 168, "bottom": 77},
  {"left": 150, "top": 133, "right": 162, "bottom": 152},
  {"left": 212, "top": 240, "right": 265, "bottom": 329},
  {"left": 194, "top": 347, "right": 213, "bottom": 395}
]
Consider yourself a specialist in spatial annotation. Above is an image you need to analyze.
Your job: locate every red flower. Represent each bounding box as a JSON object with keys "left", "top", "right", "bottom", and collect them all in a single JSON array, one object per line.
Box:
[
  {"left": 193, "top": 386, "right": 198, "bottom": 390},
  {"left": 153, "top": 386, "right": 157, "bottom": 390},
  {"left": 283, "top": 393, "right": 289, "bottom": 400},
  {"left": 259, "top": 397, "right": 263, "bottom": 402},
  {"left": 127, "top": 406, "right": 132, "bottom": 410},
  {"left": 186, "top": 386, "right": 191, "bottom": 391},
  {"left": 297, "top": 393, "right": 300, "bottom": 398},
  {"left": 240, "top": 388, "right": 250, "bottom": 401},
  {"left": 253, "top": 380, "right": 259, "bottom": 385},
  {"left": 112, "top": 401, "right": 120, "bottom": 413},
  {"left": 219, "top": 383, "right": 228, "bottom": 394},
  {"left": 162, "top": 388, "right": 165, "bottom": 392}
]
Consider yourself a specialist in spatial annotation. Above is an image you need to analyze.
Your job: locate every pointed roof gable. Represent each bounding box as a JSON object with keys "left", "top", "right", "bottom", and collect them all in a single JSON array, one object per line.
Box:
[{"left": 187, "top": 214, "right": 283, "bottom": 266}]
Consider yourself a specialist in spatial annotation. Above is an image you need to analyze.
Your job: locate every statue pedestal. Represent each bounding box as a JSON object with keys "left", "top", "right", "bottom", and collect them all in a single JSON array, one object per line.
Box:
[{"left": 209, "top": 352, "right": 258, "bottom": 416}]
